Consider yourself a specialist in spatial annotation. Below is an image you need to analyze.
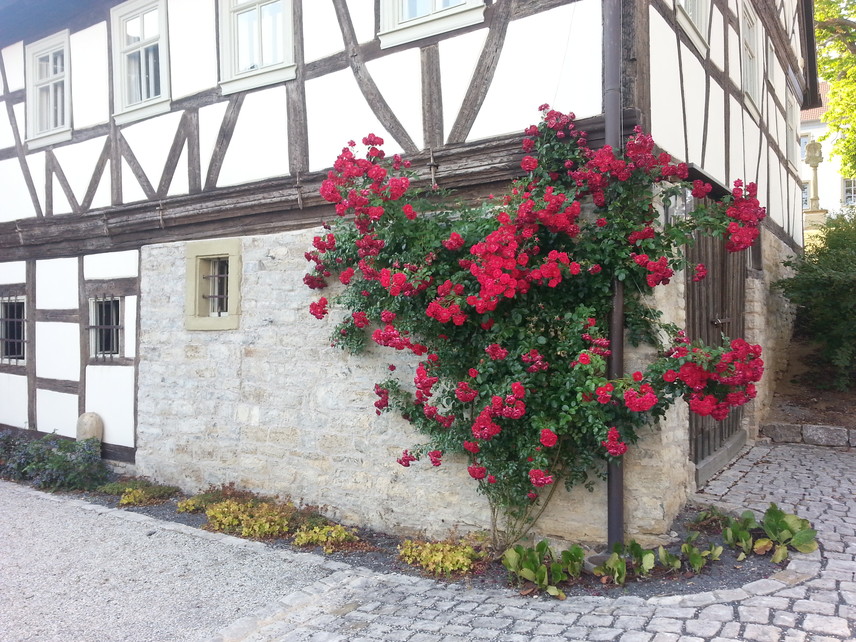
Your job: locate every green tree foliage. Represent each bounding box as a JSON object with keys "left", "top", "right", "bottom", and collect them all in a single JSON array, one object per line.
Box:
[{"left": 816, "top": 0, "right": 856, "bottom": 177}]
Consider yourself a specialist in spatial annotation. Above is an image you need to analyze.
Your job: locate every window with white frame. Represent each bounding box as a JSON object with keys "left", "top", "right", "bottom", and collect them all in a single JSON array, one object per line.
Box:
[
  {"left": 185, "top": 239, "right": 242, "bottom": 330},
  {"left": 800, "top": 134, "right": 809, "bottom": 160},
  {"left": 379, "top": 0, "right": 486, "bottom": 49},
  {"left": 741, "top": 4, "right": 760, "bottom": 109},
  {"left": 89, "top": 296, "right": 123, "bottom": 360},
  {"left": 25, "top": 31, "right": 71, "bottom": 145},
  {"left": 0, "top": 296, "right": 26, "bottom": 364},
  {"left": 219, "top": 0, "right": 295, "bottom": 94},
  {"left": 677, "top": 0, "right": 710, "bottom": 52},
  {"left": 844, "top": 178, "right": 856, "bottom": 206},
  {"left": 111, "top": 0, "right": 170, "bottom": 121}
]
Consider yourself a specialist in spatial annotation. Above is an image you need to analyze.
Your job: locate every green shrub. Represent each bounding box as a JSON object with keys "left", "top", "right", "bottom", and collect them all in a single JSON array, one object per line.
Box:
[
  {"left": 503, "top": 540, "right": 585, "bottom": 598},
  {"left": 2, "top": 434, "right": 110, "bottom": 490},
  {"left": 293, "top": 524, "right": 360, "bottom": 553},
  {"left": 0, "top": 431, "right": 31, "bottom": 481},
  {"left": 205, "top": 499, "right": 294, "bottom": 539},
  {"left": 777, "top": 210, "right": 856, "bottom": 388},
  {"left": 177, "top": 483, "right": 257, "bottom": 513},
  {"left": 98, "top": 478, "right": 156, "bottom": 495},
  {"left": 399, "top": 539, "right": 484, "bottom": 577}
]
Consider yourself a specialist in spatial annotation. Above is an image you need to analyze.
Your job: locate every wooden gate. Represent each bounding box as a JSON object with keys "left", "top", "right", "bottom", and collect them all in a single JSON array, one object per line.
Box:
[{"left": 684, "top": 232, "right": 747, "bottom": 486}]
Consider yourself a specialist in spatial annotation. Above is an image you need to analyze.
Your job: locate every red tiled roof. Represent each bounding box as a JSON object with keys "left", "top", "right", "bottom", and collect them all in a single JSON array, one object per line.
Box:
[{"left": 801, "top": 81, "right": 830, "bottom": 121}]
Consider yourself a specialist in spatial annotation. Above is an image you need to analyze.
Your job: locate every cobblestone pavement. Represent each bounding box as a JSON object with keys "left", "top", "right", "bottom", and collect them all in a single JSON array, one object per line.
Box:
[{"left": 212, "top": 443, "right": 856, "bottom": 642}]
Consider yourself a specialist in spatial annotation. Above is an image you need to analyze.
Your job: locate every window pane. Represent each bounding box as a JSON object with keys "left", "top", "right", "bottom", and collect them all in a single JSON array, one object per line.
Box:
[
  {"left": 260, "top": 1, "right": 284, "bottom": 67},
  {"left": 126, "top": 50, "right": 143, "bottom": 104},
  {"left": 37, "top": 54, "right": 50, "bottom": 80},
  {"left": 38, "top": 85, "right": 51, "bottom": 132},
  {"left": 52, "top": 50, "right": 64, "bottom": 75},
  {"left": 143, "top": 8, "right": 159, "bottom": 38},
  {"left": 403, "top": 0, "right": 433, "bottom": 20},
  {"left": 440, "top": 0, "right": 465, "bottom": 8},
  {"left": 144, "top": 43, "right": 161, "bottom": 99},
  {"left": 237, "top": 8, "right": 259, "bottom": 72},
  {"left": 1, "top": 301, "right": 25, "bottom": 360},
  {"left": 125, "top": 15, "right": 142, "bottom": 45},
  {"left": 53, "top": 80, "right": 65, "bottom": 128}
]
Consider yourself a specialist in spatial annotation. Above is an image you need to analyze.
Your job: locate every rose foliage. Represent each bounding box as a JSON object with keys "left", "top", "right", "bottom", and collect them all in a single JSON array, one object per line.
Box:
[{"left": 304, "top": 108, "right": 765, "bottom": 540}]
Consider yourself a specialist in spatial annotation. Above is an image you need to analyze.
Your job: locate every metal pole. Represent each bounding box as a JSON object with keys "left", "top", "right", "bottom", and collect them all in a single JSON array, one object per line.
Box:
[{"left": 603, "top": 0, "right": 624, "bottom": 549}]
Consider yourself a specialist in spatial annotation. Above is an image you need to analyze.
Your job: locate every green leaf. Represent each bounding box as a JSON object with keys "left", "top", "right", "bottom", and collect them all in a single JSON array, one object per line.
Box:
[
  {"left": 790, "top": 529, "right": 819, "bottom": 553},
  {"left": 753, "top": 538, "right": 773, "bottom": 555},
  {"left": 518, "top": 568, "right": 536, "bottom": 582},
  {"left": 771, "top": 544, "right": 789, "bottom": 564}
]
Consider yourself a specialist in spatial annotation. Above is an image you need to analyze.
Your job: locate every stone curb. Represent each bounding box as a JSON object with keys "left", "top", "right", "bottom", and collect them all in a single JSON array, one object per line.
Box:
[{"left": 759, "top": 422, "right": 856, "bottom": 447}]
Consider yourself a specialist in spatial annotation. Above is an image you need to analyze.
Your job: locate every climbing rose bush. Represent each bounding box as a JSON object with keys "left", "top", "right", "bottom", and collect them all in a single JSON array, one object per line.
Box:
[{"left": 304, "top": 107, "right": 764, "bottom": 537}]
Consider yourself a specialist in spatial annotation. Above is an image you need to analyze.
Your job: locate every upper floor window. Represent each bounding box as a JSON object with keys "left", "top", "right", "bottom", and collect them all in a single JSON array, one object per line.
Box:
[
  {"left": 844, "top": 178, "right": 856, "bottom": 207},
  {"left": 25, "top": 31, "right": 72, "bottom": 147},
  {"left": 219, "top": 0, "right": 295, "bottom": 94},
  {"left": 379, "top": 0, "right": 486, "bottom": 49},
  {"left": 0, "top": 296, "right": 26, "bottom": 365},
  {"left": 111, "top": 0, "right": 171, "bottom": 123},
  {"left": 741, "top": 4, "right": 760, "bottom": 110},
  {"left": 677, "top": 0, "right": 710, "bottom": 52}
]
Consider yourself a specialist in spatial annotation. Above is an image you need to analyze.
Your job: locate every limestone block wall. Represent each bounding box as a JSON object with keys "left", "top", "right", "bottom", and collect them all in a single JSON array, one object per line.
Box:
[{"left": 136, "top": 228, "right": 693, "bottom": 544}]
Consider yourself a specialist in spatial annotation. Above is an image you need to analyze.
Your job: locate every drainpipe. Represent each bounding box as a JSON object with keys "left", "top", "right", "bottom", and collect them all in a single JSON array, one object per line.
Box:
[{"left": 603, "top": 0, "right": 624, "bottom": 548}]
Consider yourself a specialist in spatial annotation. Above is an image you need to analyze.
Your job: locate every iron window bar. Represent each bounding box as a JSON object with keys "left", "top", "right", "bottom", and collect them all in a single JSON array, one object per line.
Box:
[
  {"left": 202, "top": 258, "right": 229, "bottom": 316},
  {"left": 0, "top": 297, "right": 26, "bottom": 363},
  {"left": 88, "top": 296, "right": 122, "bottom": 361}
]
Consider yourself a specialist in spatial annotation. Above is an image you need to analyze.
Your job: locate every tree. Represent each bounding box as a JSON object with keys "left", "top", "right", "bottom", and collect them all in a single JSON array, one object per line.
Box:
[{"left": 816, "top": 0, "right": 856, "bottom": 177}]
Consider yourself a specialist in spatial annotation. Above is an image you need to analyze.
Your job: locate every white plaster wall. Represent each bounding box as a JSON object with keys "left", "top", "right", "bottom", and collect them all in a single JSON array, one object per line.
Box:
[
  {"left": 709, "top": 7, "right": 725, "bottom": 72},
  {"left": 705, "top": 81, "right": 726, "bottom": 185},
  {"left": 438, "top": 29, "right": 488, "bottom": 142},
  {"left": 649, "top": 9, "right": 685, "bottom": 161},
  {"left": 682, "top": 43, "right": 706, "bottom": 166},
  {"left": 0, "top": 373, "right": 28, "bottom": 429},
  {"left": 25, "top": 152, "right": 45, "bottom": 215},
  {"left": 469, "top": 2, "right": 602, "bottom": 141},
  {"left": 85, "top": 365, "right": 135, "bottom": 447},
  {"left": 198, "top": 101, "right": 230, "bottom": 182},
  {"left": 52, "top": 136, "right": 109, "bottom": 209},
  {"left": 35, "top": 323, "right": 80, "bottom": 381},
  {"left": 0, "top": 261, "right": 25, "bottom": 284},
  {"left": 218, "top": 86, "right": 289, "bottom": 186},
  {"left": 52, "top": 173, "right": 74, "bottom": 215},
  {"left": 36, "top": 389, "right": 78, "bottom": 438},
  {"left": 125, "top": 295, "right": 138, "bottom": 359},
  {"left": 729, "top": 96, "right": 745, "bottom": 182},
  {"left": 0, "top": 157, "right": 37, "bottom": 221},
  {"left": 346, "top": 0, "right": 375, "bottom": 44},
  {"left": 728, "top": 26, "right": 740, "bottom": 88},
  {"left": 12, "top": 102, "right": 24, "bottom": 143},
  {"left": 36, "top": 258, "right": 78, "bottom": 309},
  {"left": 168, "top": 0, "right": 217, "bottom": 99},
  {"left": 365, "top": 49, "right": 423, "bottom": 151},
  {"left": 121, "top": 158, "right": 149, "bottom": 204},
  {"left": 122, "top": 111, "right": 184, "bottom": 195},
  {"left": 83, "top": 250, "right": 140, "bottom": 279},
  {"left": 1, "top": 42, "right": 24, "bottom": 92},
  {"left": 0, "top": 105, "right": 14, "bottom": 149},
  {"left": 70, "top": 23, "right": 109, "bottom": 129},
  {"left": 306, "top": 70, "right": 394, "bottom": 171},
  {"left": 303, "top": 0, "right": 345, "bottom": 63},
  {"left": 167, "top": 146, "right": 189, "bottom": 196}
]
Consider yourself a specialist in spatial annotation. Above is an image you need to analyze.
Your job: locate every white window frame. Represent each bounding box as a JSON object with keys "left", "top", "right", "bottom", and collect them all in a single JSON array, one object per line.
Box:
[
  {"left": 185, "top": 239, "right": 242, "bottom": 331},
  {"left": 676, "top": 0, "right": 710, "bottom": 54},
  {"left": 218, "top": 0, "right": 295, "bottom": 95},
  {"left": 89, "top": 296, "right": 124, "bottom": 361},
  {"left": 741, "top": 3, "right": 760, "bottom": 112},
  {"left": 25, "top": 31, "right": 72, "bottom": 148},
  {"left": 844, "top": 178, "right": 856, "bottom": 207},
  {"left": 110, "top": 0, "right": 171, "bottom": 124},
  {"left": 379, "top": 0, "right": 486, "bottom": 49},
  {"left": 0, "top": 296, "right": 26, "bottom": 365}
]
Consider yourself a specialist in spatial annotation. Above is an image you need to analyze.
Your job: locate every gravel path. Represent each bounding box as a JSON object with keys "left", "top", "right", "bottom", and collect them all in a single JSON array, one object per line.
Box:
[{"left": 0, "top": 481, "right": 339, "bottom": 642}]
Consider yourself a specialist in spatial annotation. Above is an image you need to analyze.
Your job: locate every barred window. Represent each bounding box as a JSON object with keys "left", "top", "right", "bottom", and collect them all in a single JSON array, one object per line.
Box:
[
  {"left": 203, "top": 257, "right": 229, "bottom": 317},
  {"left": 185, "top": 238, "right": 241, "bottom": 331},
  {"left": 89, "top": 296, "right": 122, "bottom": 360},
  {"left": 0, "top": 297, "right": 26, "bottom": 363}
]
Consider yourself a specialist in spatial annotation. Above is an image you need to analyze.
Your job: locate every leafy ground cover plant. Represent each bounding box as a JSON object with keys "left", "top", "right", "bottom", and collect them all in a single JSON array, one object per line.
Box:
[
  {"left": 293, "top": 524, "right": 361, "bottom": 553},
  {"left": 0, "top": 430, "right": 108, "bottom": 491},
  {"left": 176, "top": 483, "right": 258, "bottom": 513},
  {"left": 305, "top": 107, "right": 766, "bottom": 545},
  {"left": 98, "top": 478, "right": 180, "bottom": 506},
  {"left": 399, "top": 537, "right": 488, "bottom": 577},
  {"left": 205, "top": 498, "right": 296, "bottom": 539}
]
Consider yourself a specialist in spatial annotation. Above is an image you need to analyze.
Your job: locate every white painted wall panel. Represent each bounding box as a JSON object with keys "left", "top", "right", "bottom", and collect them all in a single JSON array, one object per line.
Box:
[
  {"left": 710, "top": 8, "right": 725, "bottom": 72},
  {"left": 84, "top": 250, "right": 139, "bottom": 279},
  {"left": 366, "top": 50, "right": 423, "bottom": 151},
  {"left": 728, "top": 27, "right": 740, "bottom": 87},
  {"left": 122, "top": 111, "right": 184, "bottom": 193},
  {"left": 1, "top": 42, "right": 24, "bottom": 92},
  {"left": 36, "top": 322, "right": 80, "bottom": 382},
  {"left": 304, "top": 1, "right": 345, "bottom": 62},
  {"left": 649, "top": 9, "right": 686, "bottom": 161},
  {"left": 0, "top": 106, "right": 14, "bottom": 148},
  {"left": 756, "top": 144, "right": 768, "bottom": 222},
  {"left": 167, "top": 146, "right": 189, "bottom": 196},
  {"left": 0, "top": 261, "right": 25, "bottom": 284},
  {"left": 199, "top": 101, "right": 229, "bottom": 181},
  {"left": 53, "top": 136, "right": 108, "bottom": 210},
  {"left": 469, "top": 2, "right": 602, "bottom": 141},
  {"left": 36, "top": 258, "right": 78, "bottom": 309},
  {"left": 124, "top": 295, "right": 138, "bottom": 359},
  {"left": 0, "top": 157, "right": 37, "bottom": 222},
  {"left": 439, "top": 29, "right": 488, "bottom": 142},
  {"left": 705, "top": 82, "right": 726, "bottom": 185},
  {"left": 729, "top": 96, "right": 744, "bottom": 182},
  {"left": 306, "top": 70, "right": 393, "bottom": 171},
  {"left": 0, "top": 374, "right": 28, "bottom": 429},
  {"left": 36, "top": 389, "right": 78, "bottom": 438},
  {"left": 25, "top": 152, "right": 45, "bottom": 215},
  {"left": 169, "top": 0, "right": 217, "bottom": 99},
  {"left": 51, "top": 174, "right": 74, "bottom": 215},
  {"left": 218, "top": 86, "right": 289, "bottom": 186},
  {"left": 346, "top": 0, "right": 375, "bottom": 44},
  {"left": 70, "top": 23, "right": 109, "bottom": 128},
  {"left": 12, "top": 102, "right": 24, "bottom": 143},
  {"left": 743, "top": 114, "right": 761, "bottom": 184},
  {"left": 121, "top": 158, "right": 149, "bottom": 203},
  {"left": 681, "top": 44, "right": 706, "bottom": 167},
  {"left": 86, "top": 365, "right": 135, "bottom": 447}
]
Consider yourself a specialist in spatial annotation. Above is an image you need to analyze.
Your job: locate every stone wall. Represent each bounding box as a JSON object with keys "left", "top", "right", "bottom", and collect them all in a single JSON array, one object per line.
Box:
[{"left": 136, "top": 228, "right": 694, "bottom": 545}]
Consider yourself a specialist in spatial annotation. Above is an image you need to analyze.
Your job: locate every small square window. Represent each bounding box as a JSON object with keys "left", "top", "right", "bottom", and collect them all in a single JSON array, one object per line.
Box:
[
  {"left": 0, "top": 297, "right": 26, "bottom": 364},
  {"left": 219, "top": 0, "right": 295, "bottom": 94},
  {"left": 379, "top": 0, "right": 486, "bottom": 49},
  {"left": 844, "top": 179, "right": 856, "bottom": 207},
  {"left": 25, "top": 31, "right": 72, "bottom": 146},
  {"left": 111, "top": 0, "right": 171, "bottom": 122},
  {"left": 89, "top": 296, "right": 123, "bottom": 360},
  {"left": 185, "top": 239, "right": 242, "bottom": 330}
]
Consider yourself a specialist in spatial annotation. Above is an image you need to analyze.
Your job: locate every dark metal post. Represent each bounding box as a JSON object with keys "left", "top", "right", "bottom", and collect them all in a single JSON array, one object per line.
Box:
[{"left": 603, "top": 0, "right": 624, "bottom": 548}]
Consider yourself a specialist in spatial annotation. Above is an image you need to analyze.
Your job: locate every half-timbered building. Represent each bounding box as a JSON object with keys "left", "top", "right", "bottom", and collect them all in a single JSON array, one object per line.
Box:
[{"left": 0, "top": 0, "right": 818, "bottom": 542}]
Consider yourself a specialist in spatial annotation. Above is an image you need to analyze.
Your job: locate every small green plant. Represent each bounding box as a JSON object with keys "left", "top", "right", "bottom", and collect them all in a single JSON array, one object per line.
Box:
[
  {"left": 627, "top": 541, "right": 655, "bottom": 577},
  {"left": 758, "top": 503, "right": 818, "bottom": 563},
  {"left": 16, "top": 436, "right": 109, "bottom": 490},
  {"left": 205, "top": 499, "right": 294, "bottom": 539},
  {"left": 502, "top": 540, "right": 585, "bottom": 598},
  {"left": 723, "top": 510, "right": 760, "bottom": 561},
  {"left": 400, "top": 539, "right": 484, "bottom": 578},
  {"left": 0, "top": 431, "right": 30, "bottom": 481},
  {"left": 658, "top": 545, "right": 682, "bottom": 573},
  {"left": 293, "top": 524, "right": 360, "bottom": 553},
  {"left": 118, "top": 484, "right": 179, "bottom": 507},
  {"left": 592, "top": 544, "right": 628, "bottom": 586},
  {"left": 97, "top": 478, "right": 152, "bottom": 495},
  {"left": 691, "top": 505, "right": 730, "bottom": 534},
  {"left": 680, "top": 532, "right": 722, "bottom": 574},
  {"left": 177, "top": 483, "right": 258, "bottom": 513}
]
